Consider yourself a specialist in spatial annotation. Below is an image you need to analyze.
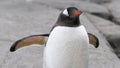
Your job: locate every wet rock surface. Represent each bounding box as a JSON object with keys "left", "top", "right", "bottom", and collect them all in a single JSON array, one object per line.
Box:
[{"left": 0, "top": 0, "right": 120, "bottom": 68}]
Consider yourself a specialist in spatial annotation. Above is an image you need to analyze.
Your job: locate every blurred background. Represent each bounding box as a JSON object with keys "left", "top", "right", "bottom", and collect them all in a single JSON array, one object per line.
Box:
[{"left": 0, "top": 0, "right": 120, "bottom": 68}]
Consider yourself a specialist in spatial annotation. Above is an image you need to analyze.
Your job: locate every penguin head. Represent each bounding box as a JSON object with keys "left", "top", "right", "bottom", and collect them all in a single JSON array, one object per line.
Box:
[
  {"left": 62, "top": 7, "right": 82, "bottom": 19},
  {"left": 56, "top": 7, "right": 82, "bottom": 27}
]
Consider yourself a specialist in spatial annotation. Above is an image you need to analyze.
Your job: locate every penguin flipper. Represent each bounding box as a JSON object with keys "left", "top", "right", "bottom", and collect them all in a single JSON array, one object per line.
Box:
[
  {"left": 10, "top": 34, "right": 49, "bottom": 52},
  {"left": 88, "top": 33, "right": 99, "bottom": 48}
]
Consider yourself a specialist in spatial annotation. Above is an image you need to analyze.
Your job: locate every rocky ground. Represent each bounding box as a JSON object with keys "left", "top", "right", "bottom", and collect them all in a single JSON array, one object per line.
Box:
[{"left": 0, "top": 0, "right": 120, "bottom": 68}]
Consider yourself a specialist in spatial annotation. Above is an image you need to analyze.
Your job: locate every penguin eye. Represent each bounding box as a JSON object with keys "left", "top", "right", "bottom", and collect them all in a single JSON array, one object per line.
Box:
[{"left": 63, "top": 9, "right": 69, "bottom": 16}]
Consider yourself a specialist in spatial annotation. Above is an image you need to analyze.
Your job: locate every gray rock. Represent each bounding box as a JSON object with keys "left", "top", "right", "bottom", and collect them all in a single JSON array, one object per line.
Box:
[
  {"left": 85, "top": 13, "right": 120, "bottom": 37},
  {"left": 2, "top": 45, "right": 44, "bottom": 68},
  {"left": 85, "top": 13, "right": 120, "bottom": 58},
  {"left": 0, "top": 42, "right": 11, "bottom": 68},
  {"left": 82, "top": 0, "right": 111, "bottom": 3},
  {"left": 103, "top": 0, "right": 120, "bottom": 24},
  {"left": 28, "top": 0, "right": 109, "bottom": 14},
  {"left": 108, "top": 36, "right": 120, "bottom": 58},
  {"left": 0, "top": 1, "right": 59, "bottom": 41},
  {"left": 81, "top": 13, "right": 120, "bottom": 68}
]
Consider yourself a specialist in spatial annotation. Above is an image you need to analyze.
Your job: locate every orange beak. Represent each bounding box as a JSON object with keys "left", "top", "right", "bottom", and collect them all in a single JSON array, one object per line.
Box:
[{"left": 73, "top": 11, "right": 81, "bottom": 17}]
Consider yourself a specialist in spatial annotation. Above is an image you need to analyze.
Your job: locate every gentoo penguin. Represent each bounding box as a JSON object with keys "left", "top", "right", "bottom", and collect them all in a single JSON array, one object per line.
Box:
[
  {"left": 10, "top": 9, "right": 98, "bottom": 52},
  {"left": 44, "top": 7, "right": 91, "bottom": 68},
  {"left": 10, "top": 7, "right": 99, "bottom": 68}
]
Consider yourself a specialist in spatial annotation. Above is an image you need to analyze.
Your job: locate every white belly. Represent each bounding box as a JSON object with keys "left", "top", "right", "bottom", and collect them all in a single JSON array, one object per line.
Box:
[{"left": 44, "top": 25, "right": 89, "bottom": 68}]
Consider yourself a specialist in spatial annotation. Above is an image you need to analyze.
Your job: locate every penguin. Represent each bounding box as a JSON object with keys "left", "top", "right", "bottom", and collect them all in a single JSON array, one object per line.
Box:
[
  {"left": 10, "top": 12, "right": 98, "bottom": 52},
  {"left": 10, "top": 7, "right": 99, "bottom": 68},
  {"left": 44, "top": 7, "right": 91, "bottom": 68}
]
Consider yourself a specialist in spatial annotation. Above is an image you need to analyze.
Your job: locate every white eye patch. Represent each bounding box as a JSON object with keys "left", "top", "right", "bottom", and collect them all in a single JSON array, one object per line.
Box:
[{"left": 63, "top": 9, "right": 69, "bottom": 16}]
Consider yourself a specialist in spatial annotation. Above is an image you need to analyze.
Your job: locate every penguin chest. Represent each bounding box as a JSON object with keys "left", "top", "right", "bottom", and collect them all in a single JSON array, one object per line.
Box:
[{"left": 44, "top": 25, "right": 89, "bottom": 68}]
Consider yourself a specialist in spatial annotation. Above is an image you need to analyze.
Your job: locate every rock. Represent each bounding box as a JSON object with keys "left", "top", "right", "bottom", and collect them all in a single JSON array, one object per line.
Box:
[
  {"left": 85, "top": 13, "right": 120, "bottom": 37},
  {"left": 83, "top": 0, "right": 111, "bottom": 4},
  {"left": 85, "top": 13, "right": 120, "bottom": 59},
  {"left": 0, "top": 42, "right": 11, "bottom": 68},
  {"left": 0, "top": 1, "right": 59, "bottom": 41},
  {"left": 30, "top": 0, "right": 109, "bottom": 14},
  {"left": 108, "top": 36, "right": 120, "bottom": 58},
  {"left": 80, "top": 13, "right": 120, "bottom": 68},
  {"left": 2, "top": 45, "right": 44, "bottom": 68},
  {"left": 103, "top": 0, "right": 120, "bottom": 24}
]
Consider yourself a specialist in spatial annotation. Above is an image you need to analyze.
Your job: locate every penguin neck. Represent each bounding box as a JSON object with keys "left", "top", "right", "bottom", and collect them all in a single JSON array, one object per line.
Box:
[{"left": 55, "top": 14, "right": 80, "bottom": 27}]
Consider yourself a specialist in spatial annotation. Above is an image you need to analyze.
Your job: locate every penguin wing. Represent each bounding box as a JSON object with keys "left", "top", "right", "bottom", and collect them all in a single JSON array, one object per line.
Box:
[
  {"left": 88, "top": 33, "right": 99, "bottom": 48},
  {"left": 10, "top": 34, "right": 49, "bottom": 52}
]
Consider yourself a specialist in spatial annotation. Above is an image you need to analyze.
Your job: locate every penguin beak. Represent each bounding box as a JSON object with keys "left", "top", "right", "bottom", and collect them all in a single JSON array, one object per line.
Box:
[{"left": 72, "top": 11, "right": 82, "bottom": 17}]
